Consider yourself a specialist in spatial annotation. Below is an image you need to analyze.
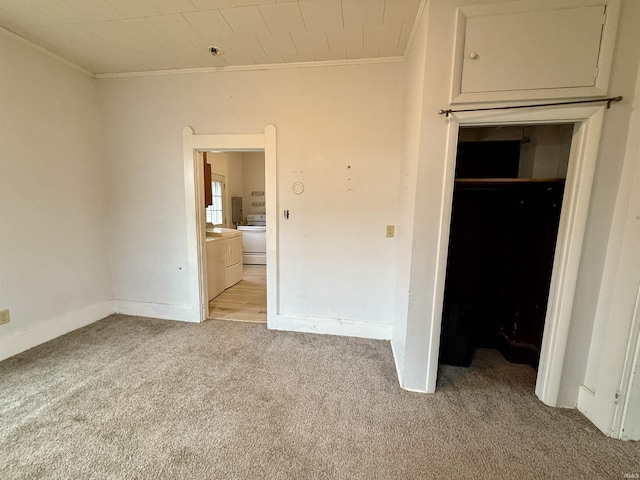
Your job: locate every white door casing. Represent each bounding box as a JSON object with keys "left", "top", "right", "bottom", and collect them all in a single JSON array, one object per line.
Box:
[
  {"left": 429, "top": 105, "right": 606, "bottom": 407},
  {"left": 182, "top": 126, "right": 277, "bottom": 324}
]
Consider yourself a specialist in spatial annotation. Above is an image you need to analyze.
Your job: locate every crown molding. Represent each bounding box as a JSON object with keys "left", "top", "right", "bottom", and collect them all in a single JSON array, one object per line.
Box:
[
  {"left": 0, "top": 26, "right": 94, "bottom": 78},
  {"left": 404, "top": 0, "right": 429, "bottom": 57},
  {"left": 94, "top": 56, "right": 406, "bottom": 79}
]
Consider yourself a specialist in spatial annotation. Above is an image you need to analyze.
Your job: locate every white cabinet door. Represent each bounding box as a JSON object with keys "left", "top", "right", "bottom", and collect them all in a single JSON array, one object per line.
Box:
[
  {"left": 450, "top": 1, "right": 620, "bottom": 104},
  {"left": 462, "top": 6, "right": 603, "bottom": 93}
]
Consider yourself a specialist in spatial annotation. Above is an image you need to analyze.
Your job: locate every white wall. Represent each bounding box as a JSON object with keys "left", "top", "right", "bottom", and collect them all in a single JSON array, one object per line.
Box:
[
  {"left": 242, "top": 152, "right": 266, "bottom": 217},
  {"left": 0, "top": 31, "right": 111, "bottom": 360},
  {"left": 100, "top": 62, "right": 405, "bottom": 331},
  {"left": 207, "top": 151, "right": 263, "bottom": 225},
  {"left": 559, "top": 0, "right": 640, "bottom": 406},
  {"left": 522, "top": 125, "right": 572, "bottom": 179},
  {"left": 576, "top": 54, "right": 640, "bottom": 439},
  {"left": 207, "top": 151, "right": 232, "bottom": 180},
  {"left": 392, "top": 0, "right": 430, "bottom": 387},
  {"left": 395, "top": 0, "right": 459, "bottom": 392}
]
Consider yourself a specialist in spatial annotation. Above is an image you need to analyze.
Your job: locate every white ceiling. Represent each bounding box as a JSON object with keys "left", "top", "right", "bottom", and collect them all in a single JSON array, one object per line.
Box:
[{"left": 0, "top": 0, "right": 422, "bottom": 75}]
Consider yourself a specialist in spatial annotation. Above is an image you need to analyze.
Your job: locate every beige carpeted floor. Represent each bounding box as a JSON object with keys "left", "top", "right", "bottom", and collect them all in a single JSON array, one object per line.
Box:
[{"left": 1, "top": 315, "right": 638, "bottom": 479}]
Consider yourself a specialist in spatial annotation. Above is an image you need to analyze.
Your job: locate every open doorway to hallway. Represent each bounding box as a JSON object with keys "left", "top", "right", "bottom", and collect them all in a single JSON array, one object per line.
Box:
[
  {"left": 439, "top": 124, "right": 574, "bottom": 383},
  {"left": 202, "top": 151, "right": 267, "bottom": 324}
]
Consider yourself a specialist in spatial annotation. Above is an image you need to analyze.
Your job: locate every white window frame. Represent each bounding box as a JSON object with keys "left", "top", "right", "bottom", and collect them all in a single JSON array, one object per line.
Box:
[{"left": 205, "top": 173, "right": 225, "bottom": 227}]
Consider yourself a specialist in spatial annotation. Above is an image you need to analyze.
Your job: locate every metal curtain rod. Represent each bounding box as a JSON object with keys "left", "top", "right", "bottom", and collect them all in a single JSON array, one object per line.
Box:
[{"left": 438, "top": 96, "right": 623, "bottom": 118}]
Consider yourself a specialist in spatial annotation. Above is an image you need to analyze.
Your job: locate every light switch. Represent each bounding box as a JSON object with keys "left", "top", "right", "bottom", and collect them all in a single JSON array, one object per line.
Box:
[
  {"left": 0, "top": 309, "right": 10, "bottom": 325},
  {"left": 386, "top": 225, "right": 395, "bottom": 238}
]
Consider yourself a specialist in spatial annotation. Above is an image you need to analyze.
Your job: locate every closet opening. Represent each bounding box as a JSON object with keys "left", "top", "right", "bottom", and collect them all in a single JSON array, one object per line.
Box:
[{"left": 439, "top": 124, "right": 574, "bottom": 372}]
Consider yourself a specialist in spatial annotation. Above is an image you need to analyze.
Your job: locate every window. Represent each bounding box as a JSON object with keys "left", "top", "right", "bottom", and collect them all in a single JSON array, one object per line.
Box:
[{"left": 206, "top": 174, "right": 225, "bottom": 226}]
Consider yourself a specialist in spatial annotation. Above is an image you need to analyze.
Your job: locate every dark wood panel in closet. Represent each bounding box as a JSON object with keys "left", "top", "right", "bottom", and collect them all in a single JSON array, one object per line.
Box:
[{"left": 440, "top": 179, "right": 565, "bottom": 369}]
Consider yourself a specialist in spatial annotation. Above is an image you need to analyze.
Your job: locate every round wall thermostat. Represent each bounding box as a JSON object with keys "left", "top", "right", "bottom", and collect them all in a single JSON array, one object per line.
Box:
[{"left": 292, "top": 182, "right": 304, "bottom": 195}]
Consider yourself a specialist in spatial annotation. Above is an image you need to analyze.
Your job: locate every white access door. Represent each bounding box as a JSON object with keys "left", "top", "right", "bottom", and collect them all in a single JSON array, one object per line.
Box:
[
  {"left": 461, "top": 6, "right": 604, "bottom": 93},
  {"left": 450, "top": 1, "right": 620, "bottom": 103}
]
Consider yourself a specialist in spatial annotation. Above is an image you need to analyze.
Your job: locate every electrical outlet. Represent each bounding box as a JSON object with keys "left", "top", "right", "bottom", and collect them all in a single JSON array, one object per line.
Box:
[
  {"left": 0, "top": 309, "right": 10, "bottom": 326},
  {"left": 386, "top": 225, "right": 395, "bottom": 238}
]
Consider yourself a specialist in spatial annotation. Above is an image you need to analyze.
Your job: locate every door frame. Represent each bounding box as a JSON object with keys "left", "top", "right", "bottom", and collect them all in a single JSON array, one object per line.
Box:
[
  {"left": 430, "top": 105, "right": 605, "bottom": 406},
  {"left": 182, "top": 125, "right": 277, "bottom": 323}
]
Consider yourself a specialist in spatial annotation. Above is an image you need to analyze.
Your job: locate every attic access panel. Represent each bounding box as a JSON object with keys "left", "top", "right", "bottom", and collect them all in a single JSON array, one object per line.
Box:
[{"left": 450, "top": 0, "right": 620, "bottom": 104}]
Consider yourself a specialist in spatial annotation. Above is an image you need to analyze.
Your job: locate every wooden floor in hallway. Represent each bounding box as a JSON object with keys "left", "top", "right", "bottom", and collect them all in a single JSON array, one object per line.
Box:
[{"left": 208, "top": 265, "right": 266, "bottom": 323}]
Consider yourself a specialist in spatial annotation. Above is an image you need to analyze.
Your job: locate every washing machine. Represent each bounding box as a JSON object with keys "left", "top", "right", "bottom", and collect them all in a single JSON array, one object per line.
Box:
[{"left": 206, "top": 227, "right": 244, "bottom": 288}]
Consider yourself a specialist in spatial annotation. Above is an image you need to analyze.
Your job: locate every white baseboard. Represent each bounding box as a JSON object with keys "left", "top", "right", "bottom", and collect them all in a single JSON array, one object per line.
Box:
[
  {"left": 390, "top": 339, "right": 430, "bottom": 393},
  {"left": 268, "top": 313, "right": 392, "bottom": 340},
  {"left": 0, "top": 301, "right": 114, "bottom": 362},
  {"left": 577, "top": 385, "right": 597, "bottom": 420},
  {"left": 113, "top": 299, "right": 196, "bottom": 322},
  {"left": 390, "top": 339, "right": 405, "bottom": 389},
  {"left": 242, "top": 254, "right": 266, "bottom": 265},
  {"left": 577, "top": 384, "right": 615, "bottom": 437}
]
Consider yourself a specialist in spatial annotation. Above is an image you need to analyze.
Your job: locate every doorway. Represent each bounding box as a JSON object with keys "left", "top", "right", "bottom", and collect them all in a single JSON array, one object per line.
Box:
[
  {"left": 421, "top": 105, "right": 606, "bottom": 406},
  {"left": 181, "top": 126, "right": 277, "bottom": 327},
  {"left": 439, "top": 125, "right": 572, "bottom": 372},
  {"left": 204, "top": 150, "right": 267, "bottom": 323}
]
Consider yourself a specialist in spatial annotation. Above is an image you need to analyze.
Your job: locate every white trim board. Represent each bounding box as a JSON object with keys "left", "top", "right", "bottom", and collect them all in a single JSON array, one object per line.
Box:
[
  {"left": 112, "top": 300, "right": 195, "bottom": 323},
  {"left": 270, "top": 314, "right": 393, "bottom": 341},
  {"left": 95, "top": 57, "right": 404, "bottom": 79},
  {"left": 426, "top": 104, "right": 606, "bottom": 407},
  {"left": 403, "top": 0, "right": 429, "bottom": 59},
  {"left": 0, "top": 301, "right": 114, "bottom": 362},
  {"left": 391, "top": 340, "right": 406, "bottom": 390}
]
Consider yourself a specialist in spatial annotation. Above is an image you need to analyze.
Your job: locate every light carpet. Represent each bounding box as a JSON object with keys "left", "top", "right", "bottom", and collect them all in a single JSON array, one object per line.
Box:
[{"left": 1, "top": 314, "right": 638, "bottom": 479}]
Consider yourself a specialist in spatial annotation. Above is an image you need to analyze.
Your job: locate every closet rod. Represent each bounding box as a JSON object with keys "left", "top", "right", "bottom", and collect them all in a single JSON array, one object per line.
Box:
[{"left": 438, "top": 96, "right": 623, "bottom": 118}]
